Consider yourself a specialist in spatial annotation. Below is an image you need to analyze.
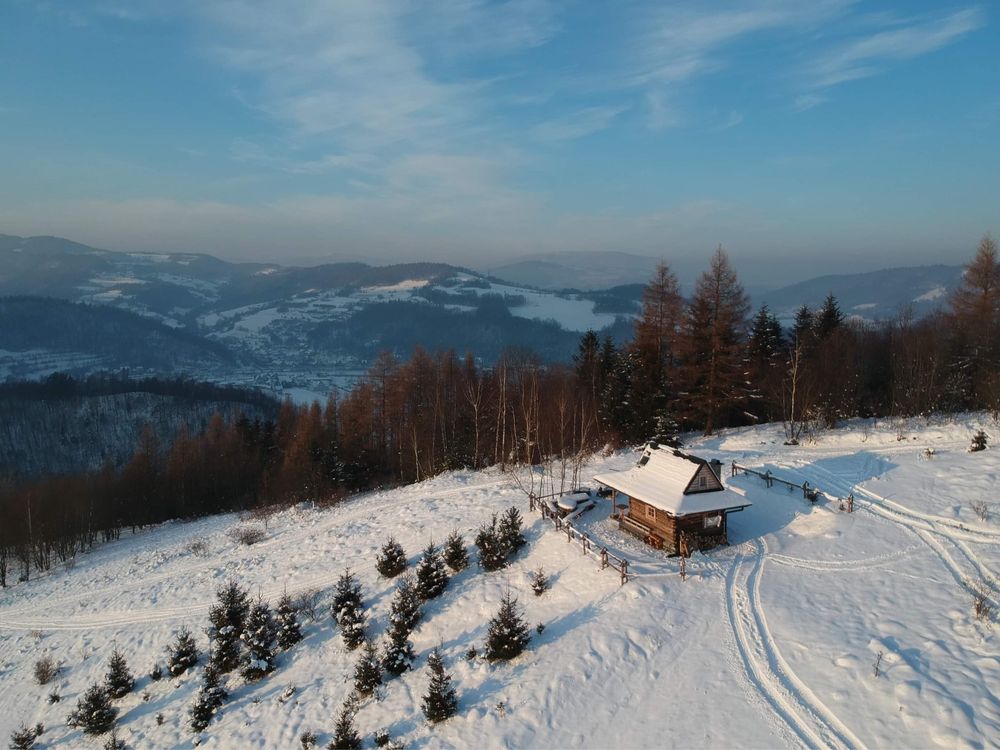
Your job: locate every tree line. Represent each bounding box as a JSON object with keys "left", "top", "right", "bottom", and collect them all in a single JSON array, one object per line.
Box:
[{"left": 1, "top": 236, "right": 997, "bottom": 585}]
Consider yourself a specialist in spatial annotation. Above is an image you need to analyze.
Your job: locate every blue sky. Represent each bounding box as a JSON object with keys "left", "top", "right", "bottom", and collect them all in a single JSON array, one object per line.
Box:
[{"left": 1, "top": 0, "right": 997, "bottom": 283}]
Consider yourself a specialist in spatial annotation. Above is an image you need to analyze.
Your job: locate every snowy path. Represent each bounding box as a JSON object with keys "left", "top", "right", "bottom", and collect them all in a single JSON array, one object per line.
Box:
[{"left": 726, "top": 539, "right": 865, "bottom": 750}]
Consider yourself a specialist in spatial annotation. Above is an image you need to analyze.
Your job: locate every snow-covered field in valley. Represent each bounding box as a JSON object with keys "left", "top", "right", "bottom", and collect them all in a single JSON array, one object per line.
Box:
[{"left": 1, "top": 416, "right": 998, "bottom": 749}]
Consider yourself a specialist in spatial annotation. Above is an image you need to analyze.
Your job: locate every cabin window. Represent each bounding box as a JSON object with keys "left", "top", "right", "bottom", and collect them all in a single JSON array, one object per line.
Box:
[
  {"left": 645, "top": 504, "right": 656, "bottom": 520},
  {"left": 638, "top": 454, "right": 650, "bottom": 467},
  {"left": 698, "top": 476, "right": 707, "bottom": 488},
  {"left": 703, "top": 514, "right": 721, "bottom": 529}
]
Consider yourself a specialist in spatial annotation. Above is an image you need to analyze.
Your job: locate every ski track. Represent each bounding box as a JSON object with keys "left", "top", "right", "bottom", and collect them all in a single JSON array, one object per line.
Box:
[
  {"left": 0, "top": 477, "right": 513, "bottom": 632},
  {"left": 756, "top": 459, "right": 998, "bottom": 608},
  {"left": 726, "top": 539, "right": 864, "bottom": 750}
]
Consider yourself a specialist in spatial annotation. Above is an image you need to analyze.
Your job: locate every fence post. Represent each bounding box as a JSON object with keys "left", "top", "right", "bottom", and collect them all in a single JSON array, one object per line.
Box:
[
  {"left": 600, "top": 548, "right": 608, "bottom": 569},
  {"left": 620, "top": 559, "right": 629, "bottom": 585},
  {"left": 802, "top": 481, "right": 809, "bottom": 499},
  {"left": 529, "top": 493, "right": 536, "bottom": 512},
  {"left": 731, "top": 461, "right": 737, "bottom": 477}
]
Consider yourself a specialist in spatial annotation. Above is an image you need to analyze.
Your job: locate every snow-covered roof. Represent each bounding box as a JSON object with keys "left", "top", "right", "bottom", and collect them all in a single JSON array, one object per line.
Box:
[{"left": 593, "top": 446, "right": 750, "bottom": 517}]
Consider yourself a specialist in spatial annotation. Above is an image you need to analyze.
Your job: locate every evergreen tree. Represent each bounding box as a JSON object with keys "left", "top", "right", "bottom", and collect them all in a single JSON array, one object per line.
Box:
[
  {"left": 415, "top": 543, "right": 448, "bottom": 601},
  {"left": 388, "top": 574, "right": 422, "bottom": 635},
  {"left": 421, "top": 649, "right": 458, "bottom": 724},
  {"left": 814, "top": 293, "right": 844, "bottom": 340},
  {"left": 340, "top": 604, "right": 367, "bottom": 651},
  {"left": 329, "top": 696, "right": 361, "bottom": 750},
  {"left": 331, "top": 569, "right": 363, "bottom": 626},
  {"left": 485, "top": 589, "right": 531, "bottom": 662},
  {"left": 240, "top": 599, "right": 277, "bottom": 681},
  {"left": 375, "top": 537, "right": 407, "bottom": 578},
  {"left": 189, "top": 660, "right": 228, "bottom": 733},
  {"left": 9, "top": 724, "right": 38, "bottom": 750},
  {"left": 167, "top": 626, "right": 199, "bottom": 677},
  {"left": 530, "top": 568, "right": 549, "bottom": 596},
  {"left": 208, "top": 579, "right": 251, "bottom": 674},
  {"left": 381, "top": 620, "right": 415, "bottom": 677},
  {"left": 104, "top": 648, "right": 134, "bottom": 700},
  {"left": 498, "top": 506, "right": 526, "bottom": 555},
  {"left": 442, "top": 530, "right": 469, "bottom": 572},
  {"left": 747, "top": 304, "right": 785, "bottom": 422},
  {"left": 67, "top": 683, "right": 118, "bottom": 735},
  {"left": 792, "top": 305, "right": 815, "bottom": 347},
  {"left": 475, "top": 514, "right": 507, "bottom": 572},
  {"left": 353, "top": 639, "right": 382, "bottom": 698},
  {"left": 276, "top": 593, "right": 303, "bottom": 650}
]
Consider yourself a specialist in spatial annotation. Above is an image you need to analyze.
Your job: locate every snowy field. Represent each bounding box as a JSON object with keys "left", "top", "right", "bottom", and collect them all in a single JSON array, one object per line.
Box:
[{"left": 1, "top": 416, "right": 998, "bottom": 749}]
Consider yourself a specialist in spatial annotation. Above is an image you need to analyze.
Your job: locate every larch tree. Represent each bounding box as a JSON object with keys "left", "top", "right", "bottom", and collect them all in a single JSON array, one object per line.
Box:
[
  {"left": 679, "top": 246, "right": 750, "bottom": 435},
  {"left": 631, "top": 262, "right": 684, "bottom": 440},
  {"left": 949, "top": 234, "right": 1000, "bottom": 404}
]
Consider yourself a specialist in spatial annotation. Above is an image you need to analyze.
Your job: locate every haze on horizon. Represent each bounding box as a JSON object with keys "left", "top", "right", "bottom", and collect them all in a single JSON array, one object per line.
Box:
[{"left": 1, "top": 0, "right": 997, "bottom": 286}]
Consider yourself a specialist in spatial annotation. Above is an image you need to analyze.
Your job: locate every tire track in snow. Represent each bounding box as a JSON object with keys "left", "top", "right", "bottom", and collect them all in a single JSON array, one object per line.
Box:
[{"left": 726, "top": 539, "right": 864, "bottom": 750}]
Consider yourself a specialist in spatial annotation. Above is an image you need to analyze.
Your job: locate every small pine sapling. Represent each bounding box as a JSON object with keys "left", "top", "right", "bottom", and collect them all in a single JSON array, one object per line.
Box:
[
  {"left": 382, "top": 620, "right": 415, "bottom": 677},
  {"left": 149, "top": 663, "right": 164, "bottom": 681},
  {"left": 103, "top": 727, "right": 126, "bottom": 750},
  {"left": 353, "top": 639, "right": 383, "bottom": 698},
  {"left": 421, "top": 649, "right": 458, "bottom": 724},
  {"left": 331, "top": 570, "right": 363, "bottom": 627},
  {"left": 33, "top": 655, "right": 58, "bottom": 685},
  {"left": 208, "top": 580, "right": 251, "bottom": 674},
  {"left": 67, "top": 683, "right": 118, "bottom": 735},
  {"left": 530, "top": 567, "right": 549, "bottom": 596},
  {"left": 415, "top": 542, "right": 449, "bottom": 600},
  {"left": 9, "top": 724, "right": 38, "bottom": 750},
  {"left": 168, "top": 626, "right": 200, "bottom": 676},
  {"left": 340, "top": 605, "right": 366, "bottom": 651},
  {"left": 240, "top": 599, "right": 278, "bottom": 681},
  {"left": 971, "top": 429, "right": 989, "bottom": 452},
  {"left": 498, "top": 506, "right": 526, "bottom": 555},
  {"left": 329, "top": 695, "right": 361, "bottom": 750},
  {"left": 189, "top": 660, "right": 228, "bottom": 733},
  {"left": 475, "top": 515, "right": 507, "bottom": 572},
  {"left": 388, "top": 575, "right": 422, "bottom": 635},
  {"left": 442, "top": 530, "right": 469, "bottom": 572},
  {"left": 375, "top": 537, "right": 407, "bottom": 578},
  {"left": 485, "top": 589, "right": 531, "bottom": 662},
  {"left": 105, "top": 648, "right": 135, "bottom": 699},
  {"left": 276, "top": 593, "right": 304, "bottom": 650},
  {"left": 300, "top": 730, "right": 319, "bottom": 748},
  {"left": 374, "top": 728, "right": 391, "bottom": 747}
]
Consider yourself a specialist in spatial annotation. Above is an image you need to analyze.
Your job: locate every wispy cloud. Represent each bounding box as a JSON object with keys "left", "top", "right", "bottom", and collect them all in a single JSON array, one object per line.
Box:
[
  {"left": 805, "top": 7, "right": 986, "bottom": 89},
  {"left": 533, "top": 105, "right": 627, "bottom": 141}
]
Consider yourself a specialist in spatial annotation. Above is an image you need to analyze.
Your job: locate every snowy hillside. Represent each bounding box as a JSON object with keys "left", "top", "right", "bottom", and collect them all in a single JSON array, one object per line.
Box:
[{"left": 1, "top": 416, "right": 998, "bottom": 749}]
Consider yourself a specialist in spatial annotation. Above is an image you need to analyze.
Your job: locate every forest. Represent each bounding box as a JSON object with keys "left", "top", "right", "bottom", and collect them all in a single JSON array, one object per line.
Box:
[{"left": 1, "top": 237, "right": 998, "bottom": 587}]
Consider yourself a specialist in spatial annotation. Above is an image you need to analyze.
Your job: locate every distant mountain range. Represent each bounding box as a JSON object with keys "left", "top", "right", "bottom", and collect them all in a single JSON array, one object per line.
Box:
[{"left": 0, "top": 233, "right": 964, "bottom": 400}]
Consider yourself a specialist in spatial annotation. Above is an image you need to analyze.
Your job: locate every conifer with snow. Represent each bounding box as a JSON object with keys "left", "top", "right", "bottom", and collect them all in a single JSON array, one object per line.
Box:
[
  {"left": 485, "top": 589, "right": 531, "bottom": 662},
  {"left": 375, "top": 537, "right": 407, "bottom": 578},
  {"left": 276, "top": 593, "right": 303, "bottom": 650},
  {"left": 388, "top": 574, "right": 422, "bottom": 635},
  {"left": 189, "top": 660, "right": 228, "bottom": 733},
  {"left": 352, "top": 639, "right": 382, "bottom": 698},
  {"left": 475, "top": 514, "right": 507, "bottom": 571},
  {"left": 421, "top": 648, "right": 458, "bottom": 724},
  {"left": 329, "top": 695, "right": 361, "bottom": 750},
  {"left": 67, "top": 683, "right": 118, "bottom": 735},
  {"left": 9, "top": 724, "right": 38, "bottom": 749},
  {"left": 498, "top": 506, "right": 526, "bottom": 555},
  {"left": 208, "top": 579, "right": 251, "bottom": 674},
  {"left": 381, "top": 619, "right": 415, "bottom": 677},
  {"left": 168, "top": 626, "right": 199, "bottom": 677},
  {"left": 531, "top": 567, "right": 549, "bottom": 596},
  {"left": 331, "top": 569, "right": 363, "bottom": 627},
  {"left": 339, "top": 604, "right": 366, "bottom": 651},
  {"left": 443, "top": 530, "right": 469, "bottom": 572},
  {"left": 240, "top": 599, "right": 277, "bottom": 681},
  {"left": 415, "top": 542, "right": 448, "bottom": 600},
  {"left": 104, "top": 648, "right": 134, "bottom": 700}
]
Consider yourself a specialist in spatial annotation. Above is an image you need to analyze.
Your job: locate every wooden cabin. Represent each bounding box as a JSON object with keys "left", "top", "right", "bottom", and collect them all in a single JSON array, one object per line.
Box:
[{"left": 594, "top": 444, "right": 750, "bottom": 555}]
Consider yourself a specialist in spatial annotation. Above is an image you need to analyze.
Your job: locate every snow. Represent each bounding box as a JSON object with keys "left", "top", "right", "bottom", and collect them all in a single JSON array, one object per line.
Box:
[
  {"left": 914, "top": 286, "right": 947, "bottom": 303},
  {"left": 852, "top": 303, "right": 877, "bottom": 310},
  {"left": 362, "top": 279, "right": 430, "bottom": 293},
  {"left": 1, "top": 416, "right": 999, "bottom": 749}
]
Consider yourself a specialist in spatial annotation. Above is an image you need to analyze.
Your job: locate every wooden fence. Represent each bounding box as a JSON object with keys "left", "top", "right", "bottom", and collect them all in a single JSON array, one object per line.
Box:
[
  {"left": 528, "top": 492, "right": 630, "bottom": 585},
  {"left": 730, "top": 461, "right": 852, "bottom": 510}
]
